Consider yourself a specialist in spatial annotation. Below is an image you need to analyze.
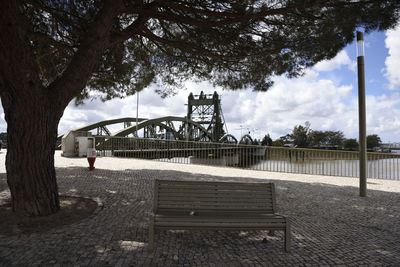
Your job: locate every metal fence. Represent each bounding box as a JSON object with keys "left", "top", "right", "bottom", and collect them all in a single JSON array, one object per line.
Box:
[{"left": 95, "top": 136, "right": 400, "bottom": 180}]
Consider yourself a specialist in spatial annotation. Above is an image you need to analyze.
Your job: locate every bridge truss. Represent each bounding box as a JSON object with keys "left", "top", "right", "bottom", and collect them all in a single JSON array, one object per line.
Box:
[
  {"left": 60, "top": 92, "right": 252, "bottom": 144},
  {"left": 62, "top": 116, "right": 215, "bottom": 142},
  {"left": 187, "top": 91, "right": 226, "bottom": 142}
]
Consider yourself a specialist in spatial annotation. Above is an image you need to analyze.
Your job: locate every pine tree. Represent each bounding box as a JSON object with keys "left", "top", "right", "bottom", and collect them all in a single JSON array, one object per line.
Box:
[{"left": 1, "top": 0, "right": 400, "bottom": 216}]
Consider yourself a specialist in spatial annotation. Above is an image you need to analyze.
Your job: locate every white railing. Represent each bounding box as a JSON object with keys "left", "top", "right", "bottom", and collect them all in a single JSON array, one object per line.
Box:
[{"left": 95, "top": 137, "right": 400, "bottom": 180}]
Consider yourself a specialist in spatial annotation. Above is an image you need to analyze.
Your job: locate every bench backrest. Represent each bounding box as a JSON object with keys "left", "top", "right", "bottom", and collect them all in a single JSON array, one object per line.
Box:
[{"left": 154, "top": 180, "right": 277, "bottom": 213}]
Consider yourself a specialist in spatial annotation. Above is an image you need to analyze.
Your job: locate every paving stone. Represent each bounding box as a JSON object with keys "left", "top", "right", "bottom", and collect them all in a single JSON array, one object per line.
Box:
[{"left": 1, "top": 152, "right": 400, "bottom": 266}]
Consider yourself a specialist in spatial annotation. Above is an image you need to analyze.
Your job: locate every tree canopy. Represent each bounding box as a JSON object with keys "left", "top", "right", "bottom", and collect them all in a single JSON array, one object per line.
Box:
[
  {"left": 8, "top": 0, "right": 400, "bottom": 103},
  {"left": 273, "top": 123, "right": 349, "bottom": 149},
  {"left": 309, "top": 130, "right": 345, "bottom": 148},
  {"left": 261, "top": 134, "right": 273, "bottom": 146},
  {"left": 1, "top": 0, "right": 400, "bottom": 216},
  {"left": 366, "top": 134, "right": 382, "bottom": 149},
  {"left": 343, "top": 138, "right": 359, "bottom": 151},
  {"left": 290, "top": 122, "right": 311, "bottom": 148}
]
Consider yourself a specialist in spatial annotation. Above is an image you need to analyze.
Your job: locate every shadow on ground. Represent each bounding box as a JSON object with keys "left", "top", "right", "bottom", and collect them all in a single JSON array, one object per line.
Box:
[
  {"left": 0, "top": 196, "right": 99, "bottom": 236},
  {"left": 1, "top": 166, "right": 399, "bottom": 266}
]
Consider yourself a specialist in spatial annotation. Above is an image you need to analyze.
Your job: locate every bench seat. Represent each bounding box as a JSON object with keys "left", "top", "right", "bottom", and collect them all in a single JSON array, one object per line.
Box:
[
  {"left": 154, "top": 211, "right": 287, "bottom": 228},
  {"left": 148, "top": 180, "right": 290, "bottom": 251}
]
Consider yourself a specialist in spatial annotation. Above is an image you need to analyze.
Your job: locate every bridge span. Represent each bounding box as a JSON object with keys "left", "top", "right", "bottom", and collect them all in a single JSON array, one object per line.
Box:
[{"left": 60, "top": 91, "right": 260, "bottom": 144}]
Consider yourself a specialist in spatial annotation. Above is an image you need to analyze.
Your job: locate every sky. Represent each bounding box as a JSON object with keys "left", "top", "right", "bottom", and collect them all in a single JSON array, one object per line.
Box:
[{"left": 1, "top": 24, "right": 400, "bottom": 143}]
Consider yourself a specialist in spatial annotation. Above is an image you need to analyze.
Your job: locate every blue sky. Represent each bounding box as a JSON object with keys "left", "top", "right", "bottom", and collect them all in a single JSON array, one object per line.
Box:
[
  {"left": 1, "top": 25, "right": 400, "bottom": 143},
  {"left": 318, "top": 30, "right": 391, "bottom": 98}
]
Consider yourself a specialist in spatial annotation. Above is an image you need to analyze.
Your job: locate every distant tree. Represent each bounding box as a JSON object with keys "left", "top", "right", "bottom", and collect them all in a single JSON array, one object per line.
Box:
[
  {"left": 261, "top": 134, "right": 273, "bottom": 146},
  {"left": 290, "top": 122, "right": 311, "bottom": 148},
  {"left": 304, "top": 129, "right": 345, "bottom": 148},
  {"left": 273, "top": 134, "right": 293, "bottom": 146},
  {"left": 325, "top": 131, "right": 345, "bottom": 148},
  {"left": 309, "top": 130, "right": 328, "bottom": 147},
  {"left": 0, "top": 132, "right": 6, "bottom": 143},
  {"left": 344, "top": 138, "right": 359, "bottom": 151},
  {"left": 272, "top": 139, "right": 284, "bottom": 147},
  {"left": 367, "top": 134, "right": 382, "bottom": 150},
  {"left": 2, "top": 0, "right": 400, "bottom": 217}
]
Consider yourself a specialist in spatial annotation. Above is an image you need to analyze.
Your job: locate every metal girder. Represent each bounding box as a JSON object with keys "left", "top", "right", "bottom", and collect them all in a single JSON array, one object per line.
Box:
[
  {"left": 219, "top": 134, "right": 238, "bottom": 144},
  {"left": 112, "top": 116, "right": 214, "bottom": 141},
  {"left": 97, "top": 126, "right": 111, "bottom": 136},
  {"left": 239, "top": 134, "right": 254, "bottom": 145},
  {"left": 187, "top": 91, "right": 225, "bottom": 141},
  {"left": 58, "top": 117, "right": 147, "bottom": 138}
]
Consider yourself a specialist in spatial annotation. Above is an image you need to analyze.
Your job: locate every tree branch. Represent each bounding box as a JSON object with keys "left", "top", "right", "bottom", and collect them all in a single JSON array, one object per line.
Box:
[
  {"left": 29, "top": 31, "right": 75, "bottom": 52},
  {"left": 49, "top": 0, "right": 125, "bottom": 106},
  {"left": 0, "top": 0, "right": 42, "bottom": 99},
  {"left": 24, "top": 0, "right": 87, "bottom": 27},
  {"left": 139, "top": 27, "right": 248, "bottom": 60},
  {"left": 110, "top": 15, "right": 148, "bottom": 44}
]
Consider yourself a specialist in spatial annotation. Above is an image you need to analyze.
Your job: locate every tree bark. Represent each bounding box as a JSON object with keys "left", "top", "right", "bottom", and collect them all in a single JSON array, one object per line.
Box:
[
  {"left": 0, "top": 0, "right": 60, "bottom": 216},
  {"left": 0, "top": 0, "right": 122, "bottom": 216},
  {"left": 2, "top": 92, "right": 62, "bottom": 216}
]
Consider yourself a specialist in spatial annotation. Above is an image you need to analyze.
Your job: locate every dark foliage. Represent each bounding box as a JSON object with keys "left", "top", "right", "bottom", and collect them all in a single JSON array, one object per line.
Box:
[
  {"left": 309, "top": 130, "right": 345, "bottom": 148},
  {"left": 14, "top": 0, "right": 400, "bottom": 102},
  {"left": 1, "top": 0, "right": 400, "bottom": 216},
  {"left": 261, "top": 134, "right": 273, "bottom": 146},
  {"left": 344, "top": 138, "right": 359, "bottom": 151},
  {"left": 367, "top": 134, "right": 382, "bottom": 149}
]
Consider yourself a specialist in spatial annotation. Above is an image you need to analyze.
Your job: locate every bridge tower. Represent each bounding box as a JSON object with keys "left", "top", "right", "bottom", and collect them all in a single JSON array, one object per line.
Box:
[{"left": 187, "top": 91, "right": 225, "bottom": 141}]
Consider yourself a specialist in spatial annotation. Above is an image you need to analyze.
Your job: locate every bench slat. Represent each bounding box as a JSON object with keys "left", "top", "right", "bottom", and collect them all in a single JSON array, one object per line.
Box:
[
  {"left": 157, "top": 180, "right": 270, "bottom": 187},
  {"left": 154, "top": 222, "right": 286, "bottom": 228},
  {"left": 157, "top": 209, "right": 275, "bottom": 213},
  {"left": 158, "top": 183, "right": 271, "bottom": 191},
  {"left": 158, "top": 204, "right": 272, "bottom": 210},
  {"left": 157, "top": 207, "right": 272, "bottom": 212},
  {"left": 157, "top": 199, "right": 272, "bottom": 205},
  {"left": 157, "top": 190, "right": 272, "bottom": 196},
  {"left": 158, "top": 185, "right": 271, "bottom": 192},
  {"left": 155, "top": 211, "right": 279, "bottom": 216},
  {"left": 155, "top": 216, "right": 285, "bottom": 223},
  {"left": 157, "top": 224, "right": 288, "bottom": 232},
  {"left": 157, "top": 195, "right": 271, "bottom": 201}
]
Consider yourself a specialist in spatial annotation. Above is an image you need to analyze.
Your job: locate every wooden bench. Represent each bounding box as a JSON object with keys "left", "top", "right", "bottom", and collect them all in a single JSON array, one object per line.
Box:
[{"left": 148, "top": 180, "right": 290, "bottom": 252}]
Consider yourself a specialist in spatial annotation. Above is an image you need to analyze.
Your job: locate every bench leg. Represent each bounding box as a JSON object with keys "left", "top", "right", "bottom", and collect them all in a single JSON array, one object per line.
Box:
[
  {"left": 268, "top": 230, "right": 275, "bottom": 236},
  {"left": 285, "top": 221, "right": 291, "bottom": 252},
  {"left": 148, "top": 216, "right": 154, "bottom": 252}
]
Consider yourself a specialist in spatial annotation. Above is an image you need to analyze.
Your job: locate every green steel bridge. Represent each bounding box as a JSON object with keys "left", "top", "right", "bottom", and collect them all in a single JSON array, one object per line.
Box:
[
  {"left": 59, "top": 115, "right": 255, "bottom": 144},
  {"left": 59, "top": 91, "right": 255, "bottom": 144}
]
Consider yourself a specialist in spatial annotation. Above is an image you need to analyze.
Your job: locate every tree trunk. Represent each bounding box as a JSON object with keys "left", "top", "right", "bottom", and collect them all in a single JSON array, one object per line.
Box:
[
  {"left": 3, "top": 94, "right": 62, "bottom": 216},
  {"left": 0, "top": 0, "right": 122, "bottom": 217}
]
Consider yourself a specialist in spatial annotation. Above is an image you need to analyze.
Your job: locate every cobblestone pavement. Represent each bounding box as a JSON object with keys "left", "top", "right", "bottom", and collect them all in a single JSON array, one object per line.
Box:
[{"left": 1, "top": 151, "right": 400, "bottom": 266}]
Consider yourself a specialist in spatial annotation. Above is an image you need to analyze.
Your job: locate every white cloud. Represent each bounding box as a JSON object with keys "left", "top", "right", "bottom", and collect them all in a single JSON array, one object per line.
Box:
[
  {"left": 314, "top": 50, "right": 356, "bottom": 72},
  {"left": 52, "top": 68, "right": 400, "bottom": 143},
  {"left": 365, "top": 93, "right": 400, "bottom": 140},
  {"left": 220, "top": 71, "right": 356, "bottom": 140},
  {"left": 0, "top": 112, "right": 5, "bottom": 132},
  {"left": 384, "top": 23, "right": 400, "bottom": 90},
  {"left": 2, "top": 72, "right": 400, "bottom": 143},
  {"left": 2, "top": 32, "right": 400, "bottom": 144}
]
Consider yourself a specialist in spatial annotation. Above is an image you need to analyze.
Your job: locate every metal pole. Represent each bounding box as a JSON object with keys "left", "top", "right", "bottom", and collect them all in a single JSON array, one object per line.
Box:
[
  {"left": 357, "top": 31, "right": 367, "bottom": 197},
  {"left": 186, "top": 116, "right": 189, "bottom": 141},
  {"left": 136, "top": 91, "right": 139, "bottom": 137}
]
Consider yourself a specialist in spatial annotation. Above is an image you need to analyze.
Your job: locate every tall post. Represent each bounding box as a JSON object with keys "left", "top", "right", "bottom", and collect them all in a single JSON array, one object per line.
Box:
[
  {"left": 357, "top": 31, "right": 367, "bottom": 197},
  {"left": 187, "top": 93, "right": 194, "bottom": 141},
  {"left": 186, "top": 114, "right": 189, "bottom": 141},
  {"left": 136, "top": 91, "right": 139, "bottom": 137}
]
